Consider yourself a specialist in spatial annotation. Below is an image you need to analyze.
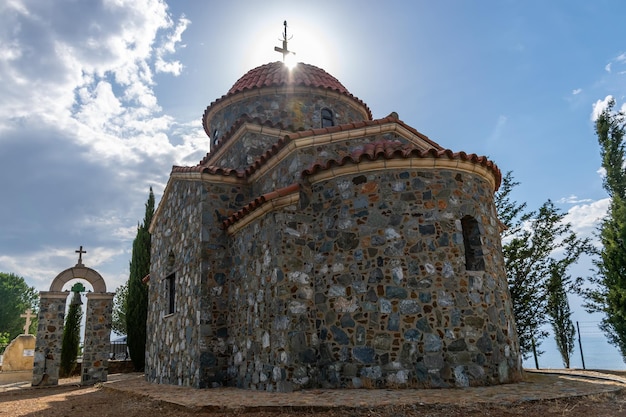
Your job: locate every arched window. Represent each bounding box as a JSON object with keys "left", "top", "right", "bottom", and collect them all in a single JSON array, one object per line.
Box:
[
  {"left": 461, "top": 215, "right": 485, "bottom": 271},
  {"left": 321, "top": 108, "right": 334, "bottom": 128},
  {"left": 166, "top": 272, "right": 176, "bottom": 314},
  {"left": 166, "top": 251, "right": 176, "bottom": 314}
]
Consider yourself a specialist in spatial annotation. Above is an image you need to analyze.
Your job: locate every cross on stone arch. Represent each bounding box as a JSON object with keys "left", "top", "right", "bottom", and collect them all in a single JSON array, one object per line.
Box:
[
  {"left": 33, "top": 247, "right": 114, "bottom": 387},
  {"left": 75, "top": 245, "right": 86, "bottom": 265}
]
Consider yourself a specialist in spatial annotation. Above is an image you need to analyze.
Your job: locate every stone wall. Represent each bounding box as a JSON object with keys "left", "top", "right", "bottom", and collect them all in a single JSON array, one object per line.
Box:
[
  {"left": 147, "top": 179, "right": 205, "bottom": 386},
  {"left": 32, "top": 292, "right": 67, "bottom": 386},
  {"left": 147, "top": 179, "right": 248, "bottom": 387},
  {"left": 227, "top": 168, "right": 520, "bottom": 390},
  {"left": 206, "top": 92, "right": 368, "bottom": 147},
  {"left": 252, "top": 133, "right": 408, "bottom": 196},
  {"left": 2, "top": 335, "right": 35, "bottom": 371},
  {"left": 81, "top": 293, "right": 114, "bottom": 385}
]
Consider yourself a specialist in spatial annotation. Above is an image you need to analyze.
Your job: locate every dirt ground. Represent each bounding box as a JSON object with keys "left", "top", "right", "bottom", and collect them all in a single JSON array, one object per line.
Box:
[{"left": 1, "top": 383, "right": 626, "bottom": 417}]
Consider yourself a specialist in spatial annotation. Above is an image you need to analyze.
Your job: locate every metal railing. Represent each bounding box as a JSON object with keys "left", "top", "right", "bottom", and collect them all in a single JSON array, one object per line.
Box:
[{"left": 110, "top": 341, "right": 129, "bottom": 360}]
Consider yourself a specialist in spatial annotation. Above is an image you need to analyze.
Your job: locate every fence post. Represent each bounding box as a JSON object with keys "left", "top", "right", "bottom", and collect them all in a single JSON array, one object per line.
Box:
[{"left": 576, "top": 321, "right": 586, "bottom": 370}]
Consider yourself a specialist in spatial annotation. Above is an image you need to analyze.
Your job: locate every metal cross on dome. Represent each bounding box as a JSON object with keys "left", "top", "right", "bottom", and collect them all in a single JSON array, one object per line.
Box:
[{"left": 274, "top": 20, "right": 296, "bottom": 62}]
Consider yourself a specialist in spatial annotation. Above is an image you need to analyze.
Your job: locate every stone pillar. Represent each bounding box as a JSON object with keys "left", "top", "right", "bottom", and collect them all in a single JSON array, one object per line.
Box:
[
  {"left": 32, "top": 291, "right": 68, "bottom": 387},
  {"left": 81, "top": 292, "right": 114, "bottom": 385}
]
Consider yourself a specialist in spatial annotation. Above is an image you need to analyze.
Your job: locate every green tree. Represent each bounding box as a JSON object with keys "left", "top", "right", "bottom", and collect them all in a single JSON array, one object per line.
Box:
[
  {"left": 0, "top": 272, "right": 38, "bottom": 340},
  {"left": 496, "top": 174, "right": 591, "bottom": 360},
  {"left": 546, "top": 265, "right": 576, "bottom": 368},
  {"left": 111, "top": 283, "right": 128, "bottom": 335},
  {"left": 126, "top": 187, "right": 154, "bottom": 371},
  {"left": 585, "top": 98, "right": 626, "bottom": 361},
  {"left": 60, "top": 283, "right": 84, "bottom": 378},
  {"left": 0, "top": 332, "right": 10, "bottom": 354}
]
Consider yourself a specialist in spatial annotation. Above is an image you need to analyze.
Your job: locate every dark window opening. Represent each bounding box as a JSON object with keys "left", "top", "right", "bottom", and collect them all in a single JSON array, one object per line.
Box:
[
  {"left": 166, "top": 272, "right": 175, "bottom": 314},
  {"left": 212, "top": 129, "right": 219, "bottom": 146},
  {"left": 321, "top": 108, "right": 334, "bottom": 128},
  {"left": 461, "top": 215, "right": 485, "bottom": 271}
]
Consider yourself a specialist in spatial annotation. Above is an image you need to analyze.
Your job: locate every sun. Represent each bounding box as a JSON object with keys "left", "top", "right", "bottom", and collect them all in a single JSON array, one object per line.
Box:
[
  {"left": 244, "top": 21, "right": 334, "bottom": 72},
  {"left": 284, "top": 52, "right": 297, "bottom": 70}
]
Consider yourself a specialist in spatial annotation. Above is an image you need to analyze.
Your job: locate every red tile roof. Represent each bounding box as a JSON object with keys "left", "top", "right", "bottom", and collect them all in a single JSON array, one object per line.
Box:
[
  {"left": 228, "top": 62, "right": 348, "bottom": 95},
  {"left": 284, "top": 114, "right": 443, "bottom": 150},
  {"left": 189, "top": 114, "right": 444, "bottom": 177},
  {"left": 221, "top": 141, "right": 501, "bottom": 230},
  {"left": 302, "top": 140, "right": 502, "bottom": 190},
  {"left": 204, "top": 62, "right": 372, "bottom": 126},
  {"left": 200, "top": 114, "right": 293, "bottom": 164},
  {"left": 222, "top": 183, "right": 301, "bottom": 229}
]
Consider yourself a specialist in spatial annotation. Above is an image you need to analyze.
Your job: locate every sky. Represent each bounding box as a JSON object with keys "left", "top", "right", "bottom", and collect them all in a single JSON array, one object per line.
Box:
[{"left": 2, "top": 0, "right": 626, "bottom": 369}]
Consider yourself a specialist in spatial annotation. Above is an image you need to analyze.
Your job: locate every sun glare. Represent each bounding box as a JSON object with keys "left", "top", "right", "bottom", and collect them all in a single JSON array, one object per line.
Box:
[
  {"left": 285, "top": 53, "right": 297, "bottom": 70},
  {"left": 245, "top": 20, "right": 334, "bottom": 72}
]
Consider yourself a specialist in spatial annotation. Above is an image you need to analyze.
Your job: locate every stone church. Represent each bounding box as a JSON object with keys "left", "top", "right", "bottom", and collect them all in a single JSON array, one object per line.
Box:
[{"left": 145, "top": 44, "right": 522, "bottom": 390}]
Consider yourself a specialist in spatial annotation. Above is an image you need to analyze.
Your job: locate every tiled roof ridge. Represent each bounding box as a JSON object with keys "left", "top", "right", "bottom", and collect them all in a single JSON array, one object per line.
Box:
[
  {"left": 222, "top": 183, "right": 301, "bottom": 229},
  {"left": 227, "top": 62, "right": 349, "bottom": 95},
  {"left": 199, "top": 114, "right": 297, "bottom": 165},
  {"left": 171, "top": 163, "right": 247, "bottom": 177},
  {"left": 285, "top": 114, "right": 443, "bottom": 150},
  {"left": 302, "top": 142, "right": 502, "bottom": 190},
  {"left": 203, "top": 62, "right": 373, "bottom": 128},
  {"left": 174, "top": 115, "right": 447, "bottom": 178}
]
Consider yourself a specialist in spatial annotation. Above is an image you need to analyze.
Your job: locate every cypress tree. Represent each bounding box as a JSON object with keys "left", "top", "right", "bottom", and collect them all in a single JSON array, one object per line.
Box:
[
  {"left": 126, "top": 187, "right": 154, "bottom": 371},
  {"left": 585, "top": 99, "right": 626, "bottom": 360},
  {"left": 496, "top": 174, "right": 591, "bottom": 360},
  {"left": 546, "top": 265, "right": 576, "bottom": 368},
  {"left": 60, "top": 283, "right": 84, "bottom": 378}
]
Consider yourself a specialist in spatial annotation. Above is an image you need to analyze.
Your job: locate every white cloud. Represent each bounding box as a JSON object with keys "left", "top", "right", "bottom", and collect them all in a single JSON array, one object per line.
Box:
[
  {"left": 591, "top": 95, "right": 614, "bottom": 121},
  {"left": 155, "top": 15, "right": 190, "bottom": 76},
  {"left": 558, "top": 195, "right": 593, "bottom": 204},
  {"left": 0, "top": 0, "right": 208, "bottom": 290},
  {"left": 0, "top": 245, "right": 125, "bottom": 291},
  {"left": 605, "top": 63, "right": 612, "bottom": 73},
  {"left": 563, "top": 198, "right": 610, "bottom": 244},
  {"left": 487, "top": 115, "right": 507, "bottom": 143},
  {"left": 572, "top": 88, "right": 582, "bottom": 95},
  {"left": 597, "top": 166, "right": 607, "bottom": 178},
  {"left": 0, "top": 0, "right": 198, "bottom": 162}
]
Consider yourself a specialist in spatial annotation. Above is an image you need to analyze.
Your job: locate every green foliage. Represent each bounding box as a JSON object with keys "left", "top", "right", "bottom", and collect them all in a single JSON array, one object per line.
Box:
[
  {"left": 0, "top": 332, "right": 10, "bottom": 354},
  {"left": 496, "top": 173, "right": 591, "bottom": 360},
  {"left": 546, "top": 265, "right": 576, "bottom": 368},
  {"left": 584, "top": 99, "right": 626, "bottom": 361},
  {"left": 60, "top": 291, "right": 83, "bottom": 378},
  {"left": 0, "top": 272, "right": 38, "bottom": 340},
  {"left": 126, "top": 187, "right": 154, "bottom": 371},
  {"left": 112, "top": 283, "right": 128, "bottom": 335}
]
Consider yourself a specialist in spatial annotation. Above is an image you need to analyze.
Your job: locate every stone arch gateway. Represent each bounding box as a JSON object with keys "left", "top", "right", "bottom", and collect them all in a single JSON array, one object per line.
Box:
[{"left": 32, "top": 254, "right": 115, "bottom": 386}]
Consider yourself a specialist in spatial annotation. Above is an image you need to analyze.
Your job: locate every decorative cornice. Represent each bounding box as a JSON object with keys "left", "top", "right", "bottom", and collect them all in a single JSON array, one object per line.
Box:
[
  {"left": 302, "top": 144, "right": 501, "bottom": 191},
  {"left": 153, "top": 118, "right": 501, "bottom": 234}
]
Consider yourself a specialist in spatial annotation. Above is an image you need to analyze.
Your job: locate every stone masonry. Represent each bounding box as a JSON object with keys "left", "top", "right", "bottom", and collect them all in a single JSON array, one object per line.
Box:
[
  {"left": 33, "top": 262, "right": 113, "bottom": 387},
  {"left": 82, "top": 292, "right": 114, "bottom": 385},
  {"left": 146, "top": 61, "right": 522, "bottom": 391}
]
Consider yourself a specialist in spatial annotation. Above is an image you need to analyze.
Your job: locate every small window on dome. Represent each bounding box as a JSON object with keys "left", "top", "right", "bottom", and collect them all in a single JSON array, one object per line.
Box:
[
  {"left": 212, "top": 129, "right": 219, "bottom": 146},
  {"left": 321, "top": 108, "right": 334, "bottom": 128}
]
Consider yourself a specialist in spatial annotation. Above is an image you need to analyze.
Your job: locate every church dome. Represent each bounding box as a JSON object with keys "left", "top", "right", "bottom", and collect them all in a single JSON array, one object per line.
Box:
[
  {"left": 203, "top": 62, "right": 372, "bottom": 140},
  {"left": 227, "top": 62, "right": 351, "bottom": 96}
]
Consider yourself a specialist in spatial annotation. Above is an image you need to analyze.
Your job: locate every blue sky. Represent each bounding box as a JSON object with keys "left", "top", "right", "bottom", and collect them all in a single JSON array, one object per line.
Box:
[{"left": 1, "top": 0, "right": 626, "bottom": 368}]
